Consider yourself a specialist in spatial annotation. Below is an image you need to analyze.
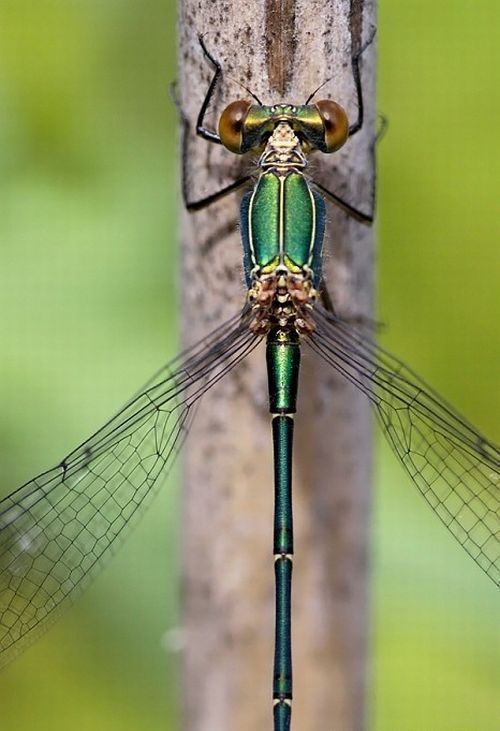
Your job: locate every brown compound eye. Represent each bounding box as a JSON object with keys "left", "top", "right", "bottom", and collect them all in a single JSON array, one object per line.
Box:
[
  {"left": 314, "top": 99, "right": 349, "bottom": 152},
  {"left": 218, "top": 99, "right": 253, "bottom": 153}
]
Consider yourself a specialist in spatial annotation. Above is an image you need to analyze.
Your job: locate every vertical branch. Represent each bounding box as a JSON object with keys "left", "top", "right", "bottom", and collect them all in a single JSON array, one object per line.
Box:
[{"left": 178, "top": 1, "right": 376, "bottom": 730}]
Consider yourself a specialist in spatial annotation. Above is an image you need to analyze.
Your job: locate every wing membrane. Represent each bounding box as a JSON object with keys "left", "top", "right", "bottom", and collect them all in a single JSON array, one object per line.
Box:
[
  {"left": 0, "top": 309, "right": 259, "bottom": 667},
  {"left": 308, "top": 305, "right": 499, "bottom": 586}
]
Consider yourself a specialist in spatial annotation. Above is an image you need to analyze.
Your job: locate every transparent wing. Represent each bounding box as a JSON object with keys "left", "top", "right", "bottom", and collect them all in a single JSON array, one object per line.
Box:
[
  {"left": 0, "top": 309, "right": 259, "bottom": 668},
  {"left": 308, "top": 305, "right": 500, "bottom": 586}
]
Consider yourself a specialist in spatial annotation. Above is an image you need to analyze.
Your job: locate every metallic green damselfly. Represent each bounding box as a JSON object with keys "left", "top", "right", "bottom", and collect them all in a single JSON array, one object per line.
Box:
[{"left": 1, "top": 34, "right": 498, "bottom": 731}]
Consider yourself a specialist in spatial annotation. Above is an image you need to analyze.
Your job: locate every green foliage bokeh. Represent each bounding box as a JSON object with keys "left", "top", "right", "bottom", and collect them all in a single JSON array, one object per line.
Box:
[{"left": 0, "top": 1, "right": 498, "bottom": 729}]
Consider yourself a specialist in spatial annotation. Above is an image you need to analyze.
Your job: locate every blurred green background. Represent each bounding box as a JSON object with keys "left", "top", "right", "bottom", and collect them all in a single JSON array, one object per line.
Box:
[{"left": 0, "top": 1, "right": 498, "bottom": 729}]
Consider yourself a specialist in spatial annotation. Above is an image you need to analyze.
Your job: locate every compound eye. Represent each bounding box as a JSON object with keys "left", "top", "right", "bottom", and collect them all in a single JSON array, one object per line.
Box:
[
  {"left": 218, "top": 99, "right": 252, "bottom": 153},
  {"left": 315, "top": 99, "right": 349, "bottom": 152}
]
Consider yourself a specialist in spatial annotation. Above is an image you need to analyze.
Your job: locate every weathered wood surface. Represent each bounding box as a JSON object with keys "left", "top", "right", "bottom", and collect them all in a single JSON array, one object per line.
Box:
[{"left": 179, "top": 1, "right": 376, "bottom": 729}]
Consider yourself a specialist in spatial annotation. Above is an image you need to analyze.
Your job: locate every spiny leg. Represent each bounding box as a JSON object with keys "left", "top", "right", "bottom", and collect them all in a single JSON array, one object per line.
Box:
[
  {"left": 310, "top": 28, "right": 381, "bottom": 224},
  {"left": 312, "top": 178, "right": 374, "bottom": 224},
  {"left": 194, "top": 34, "right": 224, "bottom": 144},
  {"left": 312, "top": 110, "right": 386, "bottom": 225},
  {"left": 303, "top": 27, "right": 375, "bottom": 136},
  {"left": 348, "top": 26, "right": 376, "bottom": 137},
  {"left": 173, "top": 36, "right": 251, "bottom": 211}
]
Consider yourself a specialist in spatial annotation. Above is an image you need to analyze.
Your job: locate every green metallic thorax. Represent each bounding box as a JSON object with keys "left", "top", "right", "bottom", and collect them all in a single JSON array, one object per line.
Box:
[{"left": 241, "top": 171, "right": 325, "bottom": 288}]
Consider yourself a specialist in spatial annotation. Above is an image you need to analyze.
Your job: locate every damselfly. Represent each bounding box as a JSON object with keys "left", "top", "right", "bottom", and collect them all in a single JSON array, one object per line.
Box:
[{"left": 1, "top": 34, "right": 498, "bottom": 731}]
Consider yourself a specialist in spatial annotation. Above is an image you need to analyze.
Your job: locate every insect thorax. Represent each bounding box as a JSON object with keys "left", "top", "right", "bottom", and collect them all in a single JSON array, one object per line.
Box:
[{"left": 240, "top": 123, "right": 325, "bottom": 335}]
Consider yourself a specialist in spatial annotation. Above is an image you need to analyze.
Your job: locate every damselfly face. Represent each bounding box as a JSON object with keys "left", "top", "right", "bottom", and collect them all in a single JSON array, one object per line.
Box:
[{"left": 218, "top": 100, "right": 349, "bottom": 155}]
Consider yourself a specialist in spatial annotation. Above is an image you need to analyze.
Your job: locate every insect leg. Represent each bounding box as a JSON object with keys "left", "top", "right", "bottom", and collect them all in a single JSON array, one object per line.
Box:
[
  {"left": 313, "top": 114, "right": 386, "bottom": 224},
  {"left": 171, "top": 40, "right": 251, "bottom": 212},
  {"left": 348, "top": 27, "right": 376, "bottom": 137}
]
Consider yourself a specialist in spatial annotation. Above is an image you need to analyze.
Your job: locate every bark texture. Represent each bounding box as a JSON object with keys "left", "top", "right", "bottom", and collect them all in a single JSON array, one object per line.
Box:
[{"left": 178, "top": 1, "right": 376, "bottom": 729}]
